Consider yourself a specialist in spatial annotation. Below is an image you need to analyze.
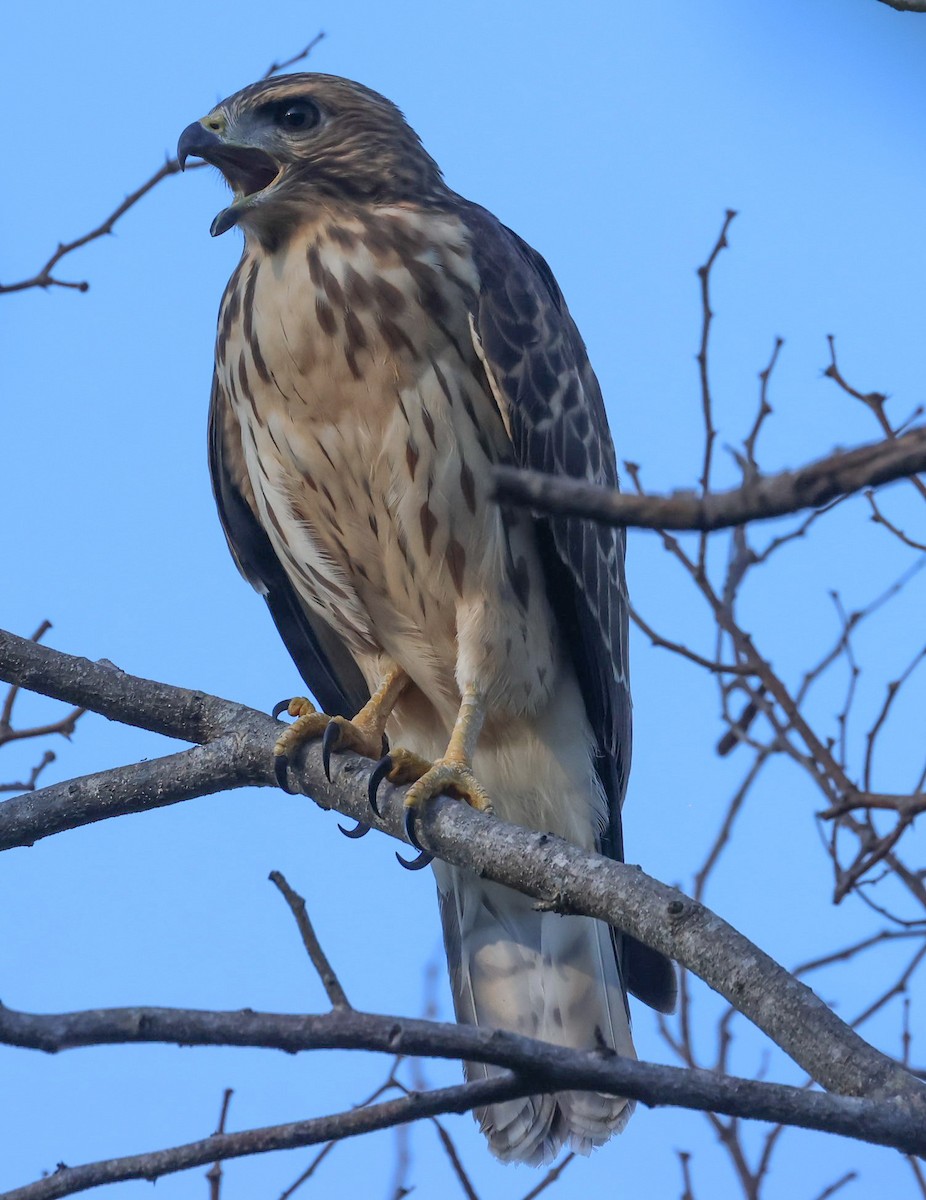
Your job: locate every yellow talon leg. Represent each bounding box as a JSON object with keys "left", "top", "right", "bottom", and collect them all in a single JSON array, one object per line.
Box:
[
  {"left": 404, "top": 683, "right": 494, "bottom": 817},
  {"left": 328, "top": 665, "right": 411, "bottom": 759}
]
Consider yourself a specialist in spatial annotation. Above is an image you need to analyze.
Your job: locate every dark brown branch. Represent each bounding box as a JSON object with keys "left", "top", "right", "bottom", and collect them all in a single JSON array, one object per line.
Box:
[
  {"left": 493, "top": 426, "right": 926, "bottom": 532},
  {"left": 269, "top": 871, "right": 352, "bottom": 1009}
]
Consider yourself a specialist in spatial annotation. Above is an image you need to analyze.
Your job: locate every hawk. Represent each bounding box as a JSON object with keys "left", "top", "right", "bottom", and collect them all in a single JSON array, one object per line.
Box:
[{"left": 178, "top": 73, "right": 675, "bottom": 1166}]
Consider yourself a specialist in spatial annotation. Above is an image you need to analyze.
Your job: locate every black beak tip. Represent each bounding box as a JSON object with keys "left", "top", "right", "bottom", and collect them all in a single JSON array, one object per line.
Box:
[{"left": 177, "top": 121, "right": 220, "bottom": 171}]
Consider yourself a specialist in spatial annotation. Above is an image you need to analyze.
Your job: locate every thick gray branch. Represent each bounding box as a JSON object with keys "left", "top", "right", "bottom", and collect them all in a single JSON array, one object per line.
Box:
[
  {"left": 0, "top": 629, "right": 923, "bottom": 1124},
  {"left": 0, "top": 736, "right": 261, "bottom": 849},
  {"left": 0, "top": 629, "right": 270, "bottom": 744},
  {"left": 493, "top": 426, "right": 926, "bottom": 530},
  {"left": 0, "top": 1004, "right": 923, "bottom": 1158}
]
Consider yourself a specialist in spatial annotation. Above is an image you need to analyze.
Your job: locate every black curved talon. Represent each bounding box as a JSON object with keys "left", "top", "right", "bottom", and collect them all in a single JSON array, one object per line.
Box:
[
  {"left": 404, "top": 804, "right": 425, "bottom": 852},
  {"left": 396, "top": 846, "right": 433, "bottom": 870},
  {"left": 338, "top": 819, "right": 371, "bottom": 839},
  {"left": 321, "top": 722, "right": 340, "bottom": 781},
  {"left": 274, "top": 754, "right": 294, "bottom": 794},
  {"left": 272, "top": 698, "right": 293, "bottom": 720},
  {"left": 397, "top": 805, "right": 433, "bottom": 869},
  {"left": 367, "top": 755, "right": 393, "bottom": 817}
]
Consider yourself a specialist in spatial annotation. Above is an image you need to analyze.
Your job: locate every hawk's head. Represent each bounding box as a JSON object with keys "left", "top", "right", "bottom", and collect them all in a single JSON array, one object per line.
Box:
[{"left": 178, "top": 73, "right": 447, "bottom": 240}]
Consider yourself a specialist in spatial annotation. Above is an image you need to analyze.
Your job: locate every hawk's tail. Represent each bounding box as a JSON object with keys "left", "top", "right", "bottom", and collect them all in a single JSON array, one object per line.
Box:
[{"left": 435, "top": 869, "right": 635, "bottom": 1166}]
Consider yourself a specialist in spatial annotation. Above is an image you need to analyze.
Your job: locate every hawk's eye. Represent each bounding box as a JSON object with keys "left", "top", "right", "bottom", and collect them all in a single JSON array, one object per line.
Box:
[{"left": 274, "top": 100, "right": 320, "bottom": 131}]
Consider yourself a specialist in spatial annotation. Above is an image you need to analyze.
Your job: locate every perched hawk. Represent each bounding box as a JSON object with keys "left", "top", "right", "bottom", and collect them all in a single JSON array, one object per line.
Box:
[{"left": 178, "top": 73, "right": 675, "bottom": 1166}]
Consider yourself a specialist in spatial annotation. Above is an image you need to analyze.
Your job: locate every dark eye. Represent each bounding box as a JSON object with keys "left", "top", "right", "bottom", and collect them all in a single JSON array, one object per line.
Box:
[{"left": 275, "top": 99, "right": 319, "bottom": 131}]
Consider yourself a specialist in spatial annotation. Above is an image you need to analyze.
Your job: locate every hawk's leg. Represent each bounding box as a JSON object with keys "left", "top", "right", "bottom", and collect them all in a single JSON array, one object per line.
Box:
[
  {"left": 273, "top": 664, "right": 410, "bottom": 791},
  {"left": 390, "top": 683, "right": 494, "bottom": 867}
]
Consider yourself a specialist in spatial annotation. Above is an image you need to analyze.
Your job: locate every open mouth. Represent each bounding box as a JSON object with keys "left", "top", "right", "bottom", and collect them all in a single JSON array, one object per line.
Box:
[
  {"left": 177, "top": 122, "right": 282, "bottom": 236},
  {"left": 200, "top": 145, "right": 281, "bottom": 200}
]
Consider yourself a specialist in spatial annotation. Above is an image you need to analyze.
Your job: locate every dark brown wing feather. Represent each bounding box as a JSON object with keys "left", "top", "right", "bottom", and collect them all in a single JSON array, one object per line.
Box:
[
  {"left": 208, "top": 375, "right": 369, "bottom": 718},
  {"left": 463, "top": 205, "right": 676, "bottom": 1013}
]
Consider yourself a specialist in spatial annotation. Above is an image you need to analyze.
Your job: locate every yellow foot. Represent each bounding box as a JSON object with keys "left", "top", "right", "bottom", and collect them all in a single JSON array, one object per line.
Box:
[
  {"left": 367, "top": 747, "right": 432, "bottom": 816},
  {"left": 273, "top": 698, "right": 387, "bottom": 792},
  {"left": 273, "top": 698, "right": 330, "bottom": 771},
  {"left": 404, "top": 759, "right": 494, "bottom": 816},
  {"left": 394, "top": 757, "right": 494, "bottom": 871}
]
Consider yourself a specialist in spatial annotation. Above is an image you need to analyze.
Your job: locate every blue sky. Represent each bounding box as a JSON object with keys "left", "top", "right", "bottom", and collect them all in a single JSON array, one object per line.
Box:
[{"left": 2, "top": 1, "right": 925, "bottom": 1197}]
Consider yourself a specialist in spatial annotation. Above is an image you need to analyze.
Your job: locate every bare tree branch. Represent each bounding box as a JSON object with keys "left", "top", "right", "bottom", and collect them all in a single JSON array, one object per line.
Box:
[
  {"left": 269, "top": 871, "right": 353, "bottom": 1010},
  {"left": 0, "top": 629, "right": 922, "bottom": 1118},
  {"left": 518, "top": 1153, "right": 575, "bottom": 1200},
  {"left": 1, "top": 1002, "right": 924, "bottom": 1157},
  {"left": 205, "top": 1090, "right": 233, "bottom": 1200},
  {"left": 493, "top": 425, "right": 926, "bottom": 532},
  {"left": 695, "top": 209, "right": 737, "bottom": 574},
  {"left": 0, "top": 1075, "right": 527, "bottom": 1200},
  {"left": 0, "top": 621, "right": 86, "bottom": 793},
  {"left": 824, "top": 335, "right": 926, "bottom": 501}
]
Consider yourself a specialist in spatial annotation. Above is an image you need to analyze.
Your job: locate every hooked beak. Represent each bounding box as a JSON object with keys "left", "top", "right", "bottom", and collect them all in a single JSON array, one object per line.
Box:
[{"left": 177, "top": 121, "right": 281, "bottom": 237}]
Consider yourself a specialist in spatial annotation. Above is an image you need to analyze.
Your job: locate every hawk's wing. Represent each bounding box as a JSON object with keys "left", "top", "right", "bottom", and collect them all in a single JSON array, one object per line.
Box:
[
  {"left": 208, "top": 375, "right": 370, "bottom": 718},
  {"left": 463, "top": 205, "right": 676, "bottom": 1013}
]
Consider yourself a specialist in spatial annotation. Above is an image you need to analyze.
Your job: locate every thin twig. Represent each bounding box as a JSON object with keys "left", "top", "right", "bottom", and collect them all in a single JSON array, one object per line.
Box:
[
  {"left": 677, "top": 1151, "right": 695, "bottom": 1200},
  {"left": 866, "top": 490, "right": 926, "bottom": 551},
  {"left": 261, "top": 33, "right": 326, "bottom": 78},
  {"left": 0, "top": 35, "right": 325, "bottom": 295},
  {"left": 430, "top": 1119, "right": 481, "bottom": 1200},
  {"left": 518, "top": 1152, "right": 576, "bottom": 1200},
  {"left": 812, "top": 1172, "right": 858, "bottom": 1200},
  {"left": 0, "top": 750, "right": 56, "bottom": 795},
  {"left": 277, "top": 1067, "right": 403, "bottom": 1200},
  {"left": 696, "top": 210, "right": 737, "bottom": 575},
  {"left": 743, "top": 338, "right": 783, "bottom": 470},
  {"left": 629, "top": 603, "right": 755, "bottom": 676},
  {"left": 907, "top": 1155, "right": 926, "bottom": 1200},
  {"left": 824, "top": 335, "right": 926, "bottom": 501},
  {"left": 269, "top": 871, "right": 352, "bottom": 1010},
  {"left": 205, "top": 1089, "right": 233, "bottom": 1200}
]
